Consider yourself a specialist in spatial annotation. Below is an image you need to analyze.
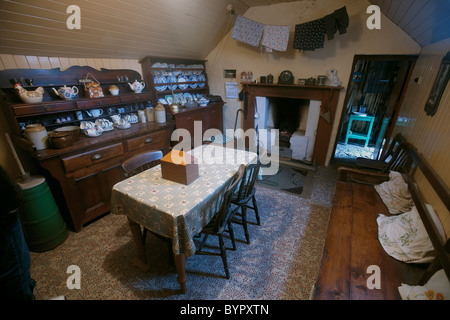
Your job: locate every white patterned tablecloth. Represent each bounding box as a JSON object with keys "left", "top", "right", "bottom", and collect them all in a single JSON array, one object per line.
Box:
[{"left": 111, "top": 144, "right": 257, "bottom": 257}]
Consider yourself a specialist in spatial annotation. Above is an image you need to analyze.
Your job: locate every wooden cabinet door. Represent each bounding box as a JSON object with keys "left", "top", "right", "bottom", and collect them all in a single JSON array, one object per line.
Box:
[
  {"left": 174, "top": 110, "right": 205, "bottom": 146},
  {"left": 71, "top": 162, "right": 124, "bottom": 227}
]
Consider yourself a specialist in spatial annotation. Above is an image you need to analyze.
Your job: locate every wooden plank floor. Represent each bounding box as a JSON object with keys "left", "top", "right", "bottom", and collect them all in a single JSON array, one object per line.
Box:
[{"left": 313, "top": 181, "right": 426, "bottom": 300}]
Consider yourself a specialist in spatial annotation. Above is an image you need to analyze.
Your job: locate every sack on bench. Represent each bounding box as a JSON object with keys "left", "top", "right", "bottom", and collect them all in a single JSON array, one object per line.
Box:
[
  {"left": 374, "top": 171, "right": 414, "bottom": 214},
  {"left": 398, "top": 269, "right": 450, "bottom": 300},
  {"left": 377, "top": 204, "right": 446, "bottom": 264}
]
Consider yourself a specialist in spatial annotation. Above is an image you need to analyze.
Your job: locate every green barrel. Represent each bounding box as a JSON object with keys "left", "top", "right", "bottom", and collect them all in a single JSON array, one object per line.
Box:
[{"left": 18, "top": 176, "right": 68, "bottom": 252}]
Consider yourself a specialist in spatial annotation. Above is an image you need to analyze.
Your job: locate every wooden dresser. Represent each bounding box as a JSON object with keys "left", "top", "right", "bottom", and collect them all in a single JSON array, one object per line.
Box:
[
  {"left": 0, "top": 66, "right": 173, "bottom": 231},
  {"left": 140, "top": 56, "right": 224, "bottom": 145}
]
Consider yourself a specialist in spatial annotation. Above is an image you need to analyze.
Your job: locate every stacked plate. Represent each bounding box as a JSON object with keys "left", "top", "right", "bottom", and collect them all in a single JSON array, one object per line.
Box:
[{"left": 151, "top": 62, "right": 206, "bottom": 91}]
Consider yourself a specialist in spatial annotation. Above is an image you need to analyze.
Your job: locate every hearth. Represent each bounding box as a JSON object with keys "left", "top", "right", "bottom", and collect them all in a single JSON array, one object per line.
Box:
[{"left": 242, "top": 83, "right": 343, "bottom": 166}]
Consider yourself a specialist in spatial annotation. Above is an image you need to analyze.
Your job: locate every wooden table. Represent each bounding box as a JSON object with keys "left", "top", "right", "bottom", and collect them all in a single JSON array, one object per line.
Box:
[{"left": 111, "top": 144, "right": 257, "bottom": 293}]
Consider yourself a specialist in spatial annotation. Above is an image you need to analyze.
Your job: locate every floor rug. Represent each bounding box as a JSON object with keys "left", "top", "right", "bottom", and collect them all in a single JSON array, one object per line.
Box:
[
  {"left": 29, "top": 167, "right": 337, "bottom": 301},
  {"left": 257, "top": 164, "right": 312, "bottom": 198}
]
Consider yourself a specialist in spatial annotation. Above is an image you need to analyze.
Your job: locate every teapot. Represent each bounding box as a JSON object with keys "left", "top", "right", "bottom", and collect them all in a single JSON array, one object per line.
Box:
[
  {"left": 52, "top": 85, "right": 79, "bottom": 100},
  {"left": 128, "top": 80, "right": 145, "bottom": 93},
  {"left": 14, "top": 84, "right": 44, "bottom": 104}
]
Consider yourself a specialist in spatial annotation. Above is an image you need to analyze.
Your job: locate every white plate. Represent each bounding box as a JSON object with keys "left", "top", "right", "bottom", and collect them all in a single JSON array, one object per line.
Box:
[
  {"left": 154, "top": 76, "right": 167, "bottom": 92},
  {"left": 183, "top": 93, "right": 193, "bottom": 100},
  {"left": 189, "top": 75, "right": 198, "bottom": 89},
  {"left": 166, "top": 75, "right": 177, "bottom": 91},
  {"left": 197, "top": 74, "right": 206, "bottom": 88},
  {"left": 165, "top": 96, "right": 173, "bottom": 104},
  {"left": 178, "top": 75, "right": 189, "bottom": 90},
  {"left": 158, "top": 98, "right": 168, "bottom": 104}
]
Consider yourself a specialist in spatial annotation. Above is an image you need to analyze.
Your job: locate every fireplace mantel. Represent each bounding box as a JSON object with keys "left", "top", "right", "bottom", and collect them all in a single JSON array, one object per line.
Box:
[{"left": 242, "top": 83, "right": 344, "bottom": 166}]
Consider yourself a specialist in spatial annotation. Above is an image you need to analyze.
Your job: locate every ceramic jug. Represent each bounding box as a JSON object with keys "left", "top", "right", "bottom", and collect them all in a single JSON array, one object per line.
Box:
[{"left": 24, "top": 124, "right": 48, "bottom": 150}]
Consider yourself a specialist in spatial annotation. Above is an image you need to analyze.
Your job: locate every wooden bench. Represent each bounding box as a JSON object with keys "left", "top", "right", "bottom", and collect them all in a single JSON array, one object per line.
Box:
[{"left": 313, "top": 143, "right": 450, "bottom": 300}]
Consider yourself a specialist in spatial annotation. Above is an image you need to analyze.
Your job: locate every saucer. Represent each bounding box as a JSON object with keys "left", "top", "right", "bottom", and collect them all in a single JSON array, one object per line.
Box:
[
  {"left": 116, "top": 123, "right": 131, "bottom": 129},
  {"left": 102, "top": 126, "right": 114, "bottom": 131}
]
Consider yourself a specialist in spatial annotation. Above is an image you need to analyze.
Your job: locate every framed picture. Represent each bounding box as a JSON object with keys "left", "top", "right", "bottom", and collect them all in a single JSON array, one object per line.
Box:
[
  {"left": 223, "top": 69, "right": 236, "bottom": 79},
  {"left": 425, "top": 51, "right": 450, "bottom": 116}
]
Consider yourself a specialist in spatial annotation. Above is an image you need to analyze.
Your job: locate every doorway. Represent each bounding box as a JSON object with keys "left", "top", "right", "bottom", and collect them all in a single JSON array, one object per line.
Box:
[{"left": 332, "top": 55, "right": 417, "bottom": 164}]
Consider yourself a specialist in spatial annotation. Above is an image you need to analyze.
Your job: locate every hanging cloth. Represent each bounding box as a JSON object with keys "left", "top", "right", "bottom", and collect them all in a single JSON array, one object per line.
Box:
[
  {"left": 324, "top": 6, "right": 349, "bottom": 40},
  {"left": 232, "top": 15, "right": 265, "bottom": 47},
  {"left": 293, "top": 18, "right": 326, "bottom": 51},
  {"left": 261, "top": 25, "right": 291, "bottom": 52}
]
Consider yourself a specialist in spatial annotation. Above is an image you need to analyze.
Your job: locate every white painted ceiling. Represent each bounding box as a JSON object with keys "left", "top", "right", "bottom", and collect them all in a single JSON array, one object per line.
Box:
[
  {"left": 0, "top": 0, "right": 449, "bottom": 61},
  {"left": 368, "top": 0, "right": 450, "bottom": 47}
]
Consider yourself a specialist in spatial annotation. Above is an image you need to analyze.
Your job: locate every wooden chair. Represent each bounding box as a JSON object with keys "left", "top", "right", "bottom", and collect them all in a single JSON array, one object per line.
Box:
[
  {"left": 121, "top": 150, "right": 163, "bottom": 178},
  {"left": 229, "top": 160, "right": 261, "bottom": 245},
  {"left": 355, "top": 133, "right": 406, "bottom": 172},
  {"left": 339, "top": 141, "right": 415, "bottom": 185},
  {"left": 195, "top": 164, "right": 245, "bottom": 279},
  {"left": 121, "top": 150, "right": 171, "bottom": 256}
]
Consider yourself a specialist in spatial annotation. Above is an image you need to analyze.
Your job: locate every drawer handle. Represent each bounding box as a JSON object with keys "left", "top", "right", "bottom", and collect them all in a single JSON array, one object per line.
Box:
[
  {"left": 91, "top": 153, "right": 103, "bottom": 161},
  {"left": 144, "top": 138, "right": 153, "bottom": 144}
]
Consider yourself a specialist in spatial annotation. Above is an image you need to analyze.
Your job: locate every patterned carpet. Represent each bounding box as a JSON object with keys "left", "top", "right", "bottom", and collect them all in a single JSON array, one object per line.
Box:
[
  {"left": 257, "top": 165, "right": 310, "bottom": 198},
  {"left": 29, "top": 166, "right": 337, "bottom": 300}
]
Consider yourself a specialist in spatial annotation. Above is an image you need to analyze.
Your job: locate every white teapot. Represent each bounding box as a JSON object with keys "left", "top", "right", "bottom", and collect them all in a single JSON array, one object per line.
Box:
[{"left": 128, "top": 80, "right": 145, "bottom": 93}]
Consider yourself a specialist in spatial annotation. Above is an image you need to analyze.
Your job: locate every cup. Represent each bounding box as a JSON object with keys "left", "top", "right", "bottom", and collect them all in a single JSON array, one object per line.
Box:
[
  {"left": 111, "top": 115, "right": 121, "bottom": 124},
  {"left": 80, "top": 121, "right": 94, "bottom": 131},
  {"left": 90, "top": 109, "right": 103, "bottom": 117},
  {"left": 117, "top": 119, "right": 129, "bottom": 127},
  {"left": 76, "top": 111, "right": 83, "bottom": 120}
]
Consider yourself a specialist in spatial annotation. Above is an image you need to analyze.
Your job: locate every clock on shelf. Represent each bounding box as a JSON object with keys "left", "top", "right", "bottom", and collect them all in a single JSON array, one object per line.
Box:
[{"left": 278, "top": 70, "right": 294, "bottom": 85}]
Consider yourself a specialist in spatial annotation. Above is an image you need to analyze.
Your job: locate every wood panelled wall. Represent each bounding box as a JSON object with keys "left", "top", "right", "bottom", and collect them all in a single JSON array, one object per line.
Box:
[
  {"left": 0, "top": 54, "right": 142, "bottom": 73},
  {"left": 0, "top": 54, "right": 142, "bottom": 179},
  {"left": 392, "top": 38, "right": 450, "bottom": 238}
]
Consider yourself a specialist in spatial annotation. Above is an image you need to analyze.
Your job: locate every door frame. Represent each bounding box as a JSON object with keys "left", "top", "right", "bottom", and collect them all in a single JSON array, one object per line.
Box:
[{"left": 332, "top": 54, "right": 417, "bottom": 161}]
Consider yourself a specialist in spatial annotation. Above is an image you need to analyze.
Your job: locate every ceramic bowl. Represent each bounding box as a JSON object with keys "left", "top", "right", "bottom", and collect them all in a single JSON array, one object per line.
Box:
[
  {"left": 48, "top": 131, "right": 73, "bottom": 149},
  {"left": 55, "top": 126, "right": 81, "bottom": 141},
  {"left": 185, "top": 101, "right": 198, "bottom": 108}
]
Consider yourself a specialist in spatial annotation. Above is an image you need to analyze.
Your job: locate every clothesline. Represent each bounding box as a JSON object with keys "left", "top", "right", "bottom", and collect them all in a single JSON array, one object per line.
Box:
[{"left": 231, "top": 6, "right": 349, "bottom": 53}]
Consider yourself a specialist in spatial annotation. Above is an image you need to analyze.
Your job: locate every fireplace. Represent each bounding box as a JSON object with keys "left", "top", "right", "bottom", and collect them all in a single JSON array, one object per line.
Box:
[
  {"left": 254, "top": 96, "right": 321, "bottom": 162},
  {"left": 242, "top": 83, "right": 343, "bottom": 166}
]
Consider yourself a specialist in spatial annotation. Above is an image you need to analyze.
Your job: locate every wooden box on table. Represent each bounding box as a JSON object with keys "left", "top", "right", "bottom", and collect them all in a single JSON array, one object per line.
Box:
[{"left": 161, "top": 150, "right": 199, "bottom": 185}]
